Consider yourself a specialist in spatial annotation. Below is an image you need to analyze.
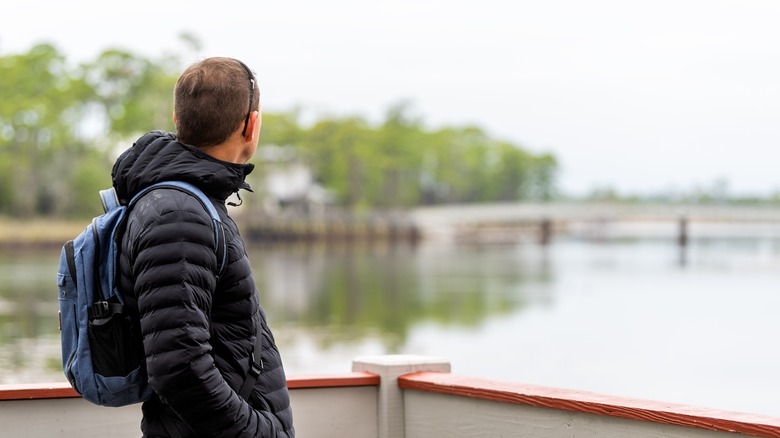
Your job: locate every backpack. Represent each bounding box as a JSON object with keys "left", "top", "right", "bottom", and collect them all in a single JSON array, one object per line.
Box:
[{"left": 57, "top": 181, "right": 229, "bottom": 407}]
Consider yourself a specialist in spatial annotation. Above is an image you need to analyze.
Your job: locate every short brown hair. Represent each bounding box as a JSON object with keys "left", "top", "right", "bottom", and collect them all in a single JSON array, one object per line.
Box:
[{"left": 174, "top": 57, "right": 260, "bottom": 148}]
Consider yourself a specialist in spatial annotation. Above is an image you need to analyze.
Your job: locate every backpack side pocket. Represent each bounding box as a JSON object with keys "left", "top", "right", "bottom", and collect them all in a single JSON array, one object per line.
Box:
[{"left": 88, "top": 304, "right": 142, "bottom": 377}]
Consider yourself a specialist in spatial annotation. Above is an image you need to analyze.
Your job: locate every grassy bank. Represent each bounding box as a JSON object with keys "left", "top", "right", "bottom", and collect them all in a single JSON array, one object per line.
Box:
[
  {"left": 0, "top": 213, "right": 422, "bottom": 248},
  {"left": 0, "top": 218, "right": 87, "bottom": 248}
]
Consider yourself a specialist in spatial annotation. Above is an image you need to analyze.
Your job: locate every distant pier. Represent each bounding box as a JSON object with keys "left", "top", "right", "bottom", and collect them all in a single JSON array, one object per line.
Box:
[
  {"left": 410, "top": 202, "right": 780, "bottom": 244},
  {"left": 238, "top": 202, "right": 780, "bottom": 244}
]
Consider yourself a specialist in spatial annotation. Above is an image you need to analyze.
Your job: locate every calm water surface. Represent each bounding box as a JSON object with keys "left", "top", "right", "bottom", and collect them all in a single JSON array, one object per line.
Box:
[{"left": 1, "top": 237, "right": 779, "bottom": 417}]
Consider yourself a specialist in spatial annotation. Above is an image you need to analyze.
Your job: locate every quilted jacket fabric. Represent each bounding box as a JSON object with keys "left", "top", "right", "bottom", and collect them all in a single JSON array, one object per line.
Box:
[{"left": 112, "top": 131, "right": 294, "bottom": 437}]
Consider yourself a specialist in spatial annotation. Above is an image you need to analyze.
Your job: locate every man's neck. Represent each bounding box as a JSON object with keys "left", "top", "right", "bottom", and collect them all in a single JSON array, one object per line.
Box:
[{"left": 200, "top": 135, "right": 250, "bottom": 164}]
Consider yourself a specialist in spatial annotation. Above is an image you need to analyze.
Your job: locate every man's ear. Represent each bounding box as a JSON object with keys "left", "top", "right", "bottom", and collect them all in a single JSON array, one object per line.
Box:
[{"left": 246, "top": 111, "right": 261, "bottom": 142}]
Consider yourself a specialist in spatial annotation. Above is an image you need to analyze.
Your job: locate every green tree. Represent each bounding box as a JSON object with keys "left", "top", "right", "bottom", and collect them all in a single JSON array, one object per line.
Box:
[
  {"left": 81, "top": 49, "right": 178, "bottom": 142},
  {"left": 372, "top": 103, "right": 425, "bottom": 207},
  {"left": 0, "top": 43, "right": 185, "bottom": 218},
  {"left": 254, "top": 104, "right": 559, "bottom": 209},
  {"left": 1, "top": 42, "right": 558, "bottom": 218},
  {"left": 303, "top": 117, "right": 376, "bottom": 208},
  {"left": 258, "top": 110, "right": 307, "bottom": 147},
  {"left": 0, "top": 43, "right": 95, "bottom": 217}
]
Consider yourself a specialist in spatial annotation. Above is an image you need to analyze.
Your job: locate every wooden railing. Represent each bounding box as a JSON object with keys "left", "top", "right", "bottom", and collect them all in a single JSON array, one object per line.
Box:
[
  {"left": 399, "top": 372, "right": 780, "bottom": 438},
  {"left": 2, "top": 356, "right": 780, "bottom": 438},
  {"left": 0, "top": 373, "right": 380, "bottom": 401},
  {"left": 0, "top": 373, "right": 381, "bottom": 438}
]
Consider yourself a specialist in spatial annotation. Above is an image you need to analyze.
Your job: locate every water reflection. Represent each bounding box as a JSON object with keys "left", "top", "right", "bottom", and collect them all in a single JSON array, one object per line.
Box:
[
  {"left": 2, "top": 238, "right": 780, "bottom": 418},
  {"left": 0, "top": 241, "right": 554, "bottom": 383},
  {"left": 0, "top": 250, "right": 63, "bottom": 382},
  {"left": 251, "top": 242, "right": 553, "bottom": 349}
]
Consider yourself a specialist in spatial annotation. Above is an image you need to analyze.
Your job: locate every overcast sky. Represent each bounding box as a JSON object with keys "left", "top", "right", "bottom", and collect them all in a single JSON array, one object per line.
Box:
[{"left": 3, "top": 0, "right": 779, "bottom": 197}]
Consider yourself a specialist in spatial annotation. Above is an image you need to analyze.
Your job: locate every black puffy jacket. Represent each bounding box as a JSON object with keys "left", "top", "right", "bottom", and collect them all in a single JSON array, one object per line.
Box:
[{"left": 112, "top": 131, "right": 294, "bottom": 437}]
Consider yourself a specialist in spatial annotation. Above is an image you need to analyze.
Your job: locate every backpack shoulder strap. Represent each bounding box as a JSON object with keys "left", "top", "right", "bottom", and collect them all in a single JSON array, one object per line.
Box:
[
  {"left": 238, "top": 331, "right": 264, "bottom": 401},
  {"left": 126, "top": 182, "right": 261, "bottom": 402},
  {"left": 127, "top": 181, "right": 228, "bottom": 277},
  {"left": 99, "top": 187, "right": 121, "bottom": 213}
]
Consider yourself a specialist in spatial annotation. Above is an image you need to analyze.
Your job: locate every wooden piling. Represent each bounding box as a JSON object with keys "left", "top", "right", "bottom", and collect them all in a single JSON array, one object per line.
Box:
[
  {"left": 539, "top": 218, "right": 552, "bottom": 245},
  {"left": 678, "top": 215, "right": 688, "bottom": 247}
]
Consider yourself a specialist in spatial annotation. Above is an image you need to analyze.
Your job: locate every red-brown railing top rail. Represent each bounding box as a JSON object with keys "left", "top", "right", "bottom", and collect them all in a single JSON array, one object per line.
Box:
[
  {"left": 399, "top": 372, "right": 780, "bottom": 438},
  {"left": 0, "top": 372, "right": 380, "bottom": 401}
]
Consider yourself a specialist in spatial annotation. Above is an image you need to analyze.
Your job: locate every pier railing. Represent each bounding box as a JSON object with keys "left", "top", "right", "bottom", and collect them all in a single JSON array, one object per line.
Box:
[
  {"left": 236, "top": 202, "right": 780, "bottom": 245},
  {"left": 2, "top": 355, "right": 779, "bottom": 437}
]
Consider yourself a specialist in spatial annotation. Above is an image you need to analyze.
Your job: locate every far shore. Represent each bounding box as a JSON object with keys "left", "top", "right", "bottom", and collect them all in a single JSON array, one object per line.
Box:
[{"left": 0, "top": 218, "right": 87, "bottom": 249}]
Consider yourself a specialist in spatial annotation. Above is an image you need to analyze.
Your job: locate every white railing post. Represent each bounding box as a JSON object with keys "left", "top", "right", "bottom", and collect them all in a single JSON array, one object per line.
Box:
[{"left": 352, "top": 355, "right": 451, "bottom": 438}]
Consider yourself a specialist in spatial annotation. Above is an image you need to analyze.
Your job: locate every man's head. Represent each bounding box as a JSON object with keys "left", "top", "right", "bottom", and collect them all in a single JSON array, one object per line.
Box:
[{"left": 174, "top": 57, "right": 260, "bottom": 154}]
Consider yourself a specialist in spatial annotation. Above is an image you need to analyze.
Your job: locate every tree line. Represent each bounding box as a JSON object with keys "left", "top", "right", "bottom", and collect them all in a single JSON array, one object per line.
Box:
[{"left": 0, "top": 43, "right": 557, "bottom": 218}]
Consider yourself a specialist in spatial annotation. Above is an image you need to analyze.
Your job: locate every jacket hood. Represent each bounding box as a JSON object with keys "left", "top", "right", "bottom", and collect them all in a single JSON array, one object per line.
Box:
[{"left": 112, "top": 131, "right": 254, "bottom": 204}]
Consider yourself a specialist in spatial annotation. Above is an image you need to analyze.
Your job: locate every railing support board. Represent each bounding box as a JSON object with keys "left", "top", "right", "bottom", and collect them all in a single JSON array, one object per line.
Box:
[
  {"left": 399, "top": 372, "right": 780, "bottom": 438},
  {"left": 353, "top": 355, "right": 451, "bottom": 438}
]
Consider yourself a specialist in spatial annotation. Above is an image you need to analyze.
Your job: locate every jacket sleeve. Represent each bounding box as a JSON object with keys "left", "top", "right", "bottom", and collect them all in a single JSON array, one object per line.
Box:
[{"left": 130, "top": 193, "right": 275, "bottom": 437}]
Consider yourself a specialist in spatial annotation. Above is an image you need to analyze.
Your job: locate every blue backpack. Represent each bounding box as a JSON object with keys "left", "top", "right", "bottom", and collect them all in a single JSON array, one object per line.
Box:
[{"left": 57, "top": 181, "right": 227, "bottom": 407}]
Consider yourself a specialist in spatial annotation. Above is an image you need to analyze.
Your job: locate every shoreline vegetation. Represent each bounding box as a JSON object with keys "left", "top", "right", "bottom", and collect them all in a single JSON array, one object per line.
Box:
[
  {"left": 2, "top": 45, "right": 556, "bottom": 222},
  {"left": 0, "top": 218, "right": 87, "bottom": 249},
  {"left": 0, "top": 215, "right": 423, "bottom": 249}
]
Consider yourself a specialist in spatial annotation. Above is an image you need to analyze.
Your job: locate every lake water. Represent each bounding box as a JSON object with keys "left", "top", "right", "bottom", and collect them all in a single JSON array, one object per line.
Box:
[{"left": 1, "top": 235, "right": 779, "bottom": 417}]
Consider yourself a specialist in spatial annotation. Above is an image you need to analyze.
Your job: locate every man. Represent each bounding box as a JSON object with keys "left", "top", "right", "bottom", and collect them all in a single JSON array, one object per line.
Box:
[{"left": 112, "top": 57, "right": 294, "bottom": 437}]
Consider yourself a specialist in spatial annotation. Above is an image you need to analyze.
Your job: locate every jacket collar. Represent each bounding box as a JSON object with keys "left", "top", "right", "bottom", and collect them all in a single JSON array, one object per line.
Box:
[{"left": 112, "top": 131, "right": 254, "bottom": 204}]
